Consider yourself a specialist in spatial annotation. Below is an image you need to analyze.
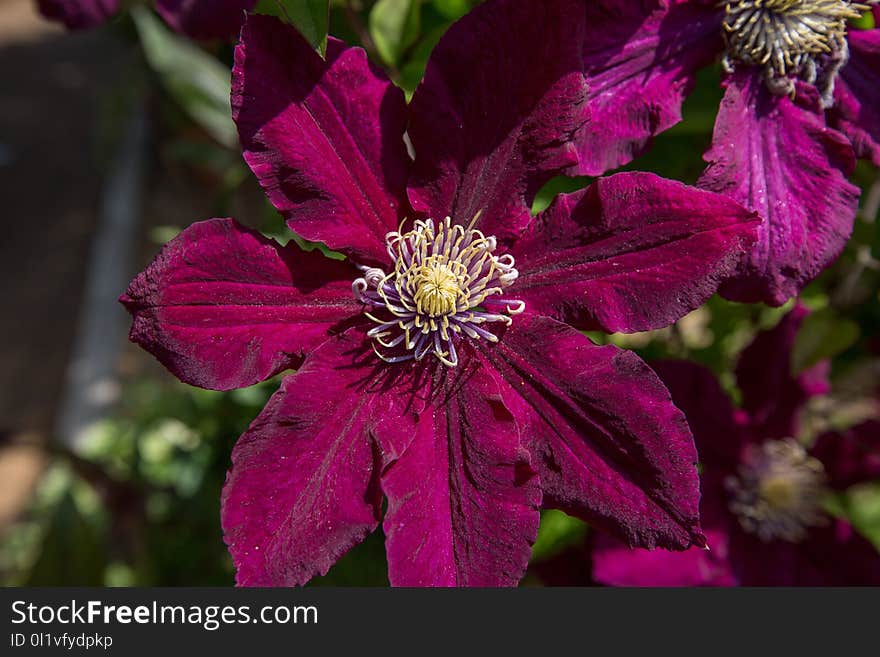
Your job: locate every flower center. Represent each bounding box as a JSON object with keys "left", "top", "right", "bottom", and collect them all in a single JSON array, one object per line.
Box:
[
  {"left": 413, "top": 259, "right": 464, "bottom": 317},
  {"left": 352, "top": 216, "right": 524, "bottom": 367},
  {"left": 725, "top": 438, "right": 828, "bottom": 543},
  {"left": 721, "top": 0, "right": 869, "bottom": 104}
]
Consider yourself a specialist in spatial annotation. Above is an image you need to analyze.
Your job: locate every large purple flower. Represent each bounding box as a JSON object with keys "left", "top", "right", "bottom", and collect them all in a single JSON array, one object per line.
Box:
[
  {"left": 37, "top": 0, "right": 256, "bottom": 38},
  {"left": 578, "top": 0, "right": 876, "bottom": 305},
  {"left": 592, "top": 306, "right": 880, "bottom": 586},
  {"left": 122, "top": 4, "right": 760, "bottom": 586}
]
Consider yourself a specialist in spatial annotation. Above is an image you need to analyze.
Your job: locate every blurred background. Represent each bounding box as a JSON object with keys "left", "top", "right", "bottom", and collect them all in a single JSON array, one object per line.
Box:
[{"left": 0, "top": 0, "right": 878, "bottom": 586}]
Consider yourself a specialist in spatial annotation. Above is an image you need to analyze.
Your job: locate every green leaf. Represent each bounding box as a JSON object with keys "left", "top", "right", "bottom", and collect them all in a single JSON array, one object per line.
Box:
[
  {"left": 369, "top": 0, "right": 421, "bottom": 67},
  {"left": 258, "top": 0, "right": 330, "bottom": 56},
  {"left": 852, "top": 9, "right": 875, "bottom": 30},
  {"left": 791, "top": 307, "right": 860, "bottom": 375},
  {"left": 398, "top": 25, "right": 445, "bottom": 96},
  {"left": 530, "top": 510, "right": 587, "bottom": 563},
  {"left": 530, "top": 175, "right": 593, "bottom": 215},
  {"left": 24, "top": 490, "right": 106, "bottom": 586},
  {"left": 131, "top": 7, "right": 238, "bottom": 148},
  {"left": 430, "top": 0, "right": 471, "bottom": 20}
]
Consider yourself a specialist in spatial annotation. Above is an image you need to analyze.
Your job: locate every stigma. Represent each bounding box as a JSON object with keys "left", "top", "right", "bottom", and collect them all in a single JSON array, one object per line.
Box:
[
  {"left": 721, "top": 0, "right": 870, "bottom": 105},
  {"left": 352, "top": 216, "right": 524, "bottom": 367},
  {"left": 725, "top": 439, "right": 828, "bottom": 543}
]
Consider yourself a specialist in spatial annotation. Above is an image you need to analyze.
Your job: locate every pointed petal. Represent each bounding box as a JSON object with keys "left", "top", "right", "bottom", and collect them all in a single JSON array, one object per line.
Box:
[
  {"left": 120, "top": 219, "right": 361, "bottom": 390},
  {"left": 37, "top": 0, "right": 118, "bottom": 29},
  {"left": 699, "top": 71, "right": 860, "bottom": 305},
  {"left": 233, "top": 15, "right": 410, "bottom": 264},
  {"left": 511, "top": 172, "right": 758, "bottom": 333},
  {"left": 810, "top": 420, "right": 880, "bottom": 490},
  {"left": 380, "top": 358, "right": 541, "bottom": 586},
  {"left": 735, "top": 305, "right": 830, "bottom": 440},
  {"left": 407, "top": 0, "right": 589, "bottom": 245},
  {"left": 156, "top": 0, "right": 256, "bottom": 40},
  {"left": 484, "top": 315, "right": 704, "bottom": 550},
  {"left": 830, "top": 29, "right": 880, "bottom": 166},
  {"left": 221, "top": 333, "right": 398, "bottom": 586},
  {"left": 577, "top": 0, "right": 723, "bottom": 175}
]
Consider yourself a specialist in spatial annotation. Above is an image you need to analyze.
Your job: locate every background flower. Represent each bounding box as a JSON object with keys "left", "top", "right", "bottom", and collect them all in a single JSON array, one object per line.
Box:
[
  {"left": 592, "top": 306, "right": 880, "bottom": 586},
  {"left": 577, "top": 0, "right": 877, "bottom": 305},
  {"left": 37, "top": 0, "right": 256, "bottom": 38}
]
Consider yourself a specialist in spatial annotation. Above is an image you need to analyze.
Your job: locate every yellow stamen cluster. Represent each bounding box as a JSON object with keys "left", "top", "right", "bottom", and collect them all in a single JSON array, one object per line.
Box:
[
  {"left": 722, "top": 0, "right": 870, "bottom": 102},
  {"left": 726, "top": 439, "right": 828, "bottom": 543},
  {"left": 412, "top": 259, "right": 464, "bottom": 317},
  {"left": 352, "top": 215, "right": 523, "bottom": 367}
]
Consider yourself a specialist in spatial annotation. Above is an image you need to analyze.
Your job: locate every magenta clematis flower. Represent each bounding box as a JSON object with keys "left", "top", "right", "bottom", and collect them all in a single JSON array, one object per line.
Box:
[
  {"left": 37, "top": 0, "right": 256, "bottom": 38},
  {"left": 122, "top": 3, "right": 761, "bottom": 586},
  {"left": 578, "top": 0, "right": 879, "bottom": 306},
  {"left": 592, "top": 306, "right": 880, "bottom": 586}
]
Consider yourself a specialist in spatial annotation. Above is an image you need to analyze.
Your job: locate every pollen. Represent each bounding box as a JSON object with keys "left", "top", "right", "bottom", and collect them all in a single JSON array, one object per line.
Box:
[
  {"left": 726, "top": 439, "right": 828, "bottom": 543},
  {"left": 351, "top": 216, "right": 524, "bottom": 367},
  {"left": 721, "top": 0, "right": 871, "bottom": 104},
  {"left": 413, "top": 259, "right": 463, "bottom": 317}
]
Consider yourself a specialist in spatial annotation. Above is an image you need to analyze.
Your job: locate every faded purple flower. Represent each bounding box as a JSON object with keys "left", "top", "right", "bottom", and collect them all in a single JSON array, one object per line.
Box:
[
  {"left": 37, "top": 0, "right": 255, "bottom": 39},
  {"left": 592, "top": 306, "right": 880, "bottom": 586},
  {"left": 578, "top": 0, "right": 877, "bottom": 305},
  {"left": 122, "top": 4, "right": 760, "bottom": 586},
  {"left": 37, "top": 0, "right": 118, "bottom": 30},
  {"left": 155, "top": 0, "right": 256, "bottom": 40}
]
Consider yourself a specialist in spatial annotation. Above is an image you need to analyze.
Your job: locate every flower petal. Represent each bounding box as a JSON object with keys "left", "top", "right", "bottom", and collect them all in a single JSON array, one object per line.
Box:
[
  {"left": 735, "top": 305, "right": 829, "bottom": 440},
  {"left": 699, "top": 71, "right": 860, "bottom": 305},
  {"left": 120, "top": 219, "right": 361, "bottom": 391},
  {"left": 380, "top": 357, "right": 541, "bottom": 586},
  {"left": 233, "top": 15, "right": 410, "bottom": 265},
  {"left": 156, "top": 0, "right": 256, "bottom": 40},
  {"left": 731, "top": 519, "right": 880, "bottom": 585},
  {"left": 830, "top": 29, "right": 880, "bottom": 166},
  {"left": 810, "top": 420, "right": 880, "bottom": 490},
  {"left": 650, "top": 360, "right": 745, "bottom": 470},
  {"left": 577, "top": 0, "right": 723, "bottom": 175},
  {"left": 483, "top": 315, "right": 704, "bottom": 550},
  {"left": 407, "top": 0, "right": 589, "bottom": 245},
  {"left": 511, "top": 172, "right": 758, "bottom": 333},
  {"left": 221, "top": 333, "right": 399, "bottom": 586},
  {"left": 37, "top": 0, "right": 118, "bottom": 30}
]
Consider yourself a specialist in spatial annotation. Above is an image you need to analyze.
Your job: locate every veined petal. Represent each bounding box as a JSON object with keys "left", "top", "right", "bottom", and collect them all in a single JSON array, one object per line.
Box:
[
  {"left": 120, "top": 219, "right": 361, "bottom": 391},
  {"left": 699, "top": 71, "right": 860, "bottom": 306},
  {"left": 810, "top": 420, "right": 880, "bottom": 490},
  {"left": 233, "top": 15, "right": 410, "bottom": 265},
  {"left": 735, "top": 305, "right": 829, "bottom": 440},
  {"left": 484, "top": 315, "right": 704, "bottom": 550},
  {"left": 830, "top": 29, "right": 880, "bottom": 166},
  {"left": 651, "top": 360, "right": 745, "bottom": 471},
  {"left": 577, "top": 0, "right": 723, "bottom": 175},
  {"left": 37, "top": 0, "right": 118, "bottom": 30},
  {"left": 156, "top": 0, "right": 256, "bottom": 40},
  {"left": 221, "top": 333, "right": 403, "bottom": 586},
  {"left": 511, "top": 172, "right": 758, "bottom": 333},
  {"left": 380, "top": 357, "right": 541, "bottom": 587},
  {"left": 407, "top": 0, "right": 589, "bottom": 245}
]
